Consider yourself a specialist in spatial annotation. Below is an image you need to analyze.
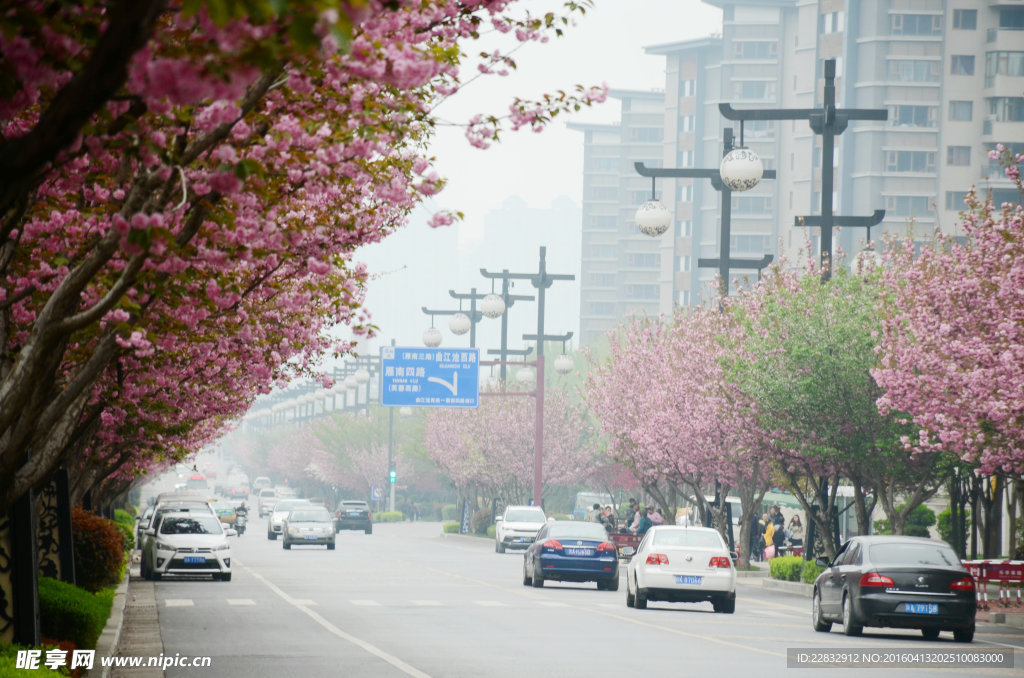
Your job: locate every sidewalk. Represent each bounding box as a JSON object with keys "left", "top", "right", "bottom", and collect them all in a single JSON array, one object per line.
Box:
[{"left": 88, "top": 563, "right": 164, "bottom": 678}]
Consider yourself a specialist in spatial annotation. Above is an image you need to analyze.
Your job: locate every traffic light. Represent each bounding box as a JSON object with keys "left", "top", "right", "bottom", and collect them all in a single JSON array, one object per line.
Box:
[{"left": 389, "top": 466, "right": 396, "bottom": 484}]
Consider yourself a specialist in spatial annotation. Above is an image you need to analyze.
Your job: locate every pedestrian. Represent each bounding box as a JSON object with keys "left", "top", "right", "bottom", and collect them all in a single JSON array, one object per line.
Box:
[
  {"left": 762, "top": 513, "right": 776, "bottom": 559},
  {"left": 750, "top": 514, "right": 764, "bottom": 561},
  {"left": 770, "top": 505, "right": 785, "bottom": 531},
  {"left": 650, "top": 507, "right": 665, "bottom": 526},
  {"left": 772, "top": 514, "right": 787, "bottom": 557},
  {"left": 632, "top": 507, "right": 654, "bottom": 535},
  {"left": 621, "top": 498, "right": 639, "bottom": 533},
  {"left": 788, "top": 515, "right": 804, "bottom": 550},
  {"left": 588, "top": 503, "right": 603, "bottom": 523}
]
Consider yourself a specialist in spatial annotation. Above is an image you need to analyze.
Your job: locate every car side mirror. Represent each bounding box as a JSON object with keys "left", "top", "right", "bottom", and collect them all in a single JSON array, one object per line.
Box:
[
  {"left": 225, "top": 529, "right": 237, "bottom": 537},
  {"left": 815, "top": 557, "right": 830, "bottom": 568},
  {"left": 140, "top": 521, "right": 150, "bottom": 530},
  {"left": 620, "top": 546, "right": 634, "bottom": 557},
  {"left": 729, "top": 552, "right": 739, "bottom": 561},
  {"left": 494, "top": 516, "right": 503, "bottom": 523},
  {"left": 144, "top": 529, "right": 155, "bottom": 536}
]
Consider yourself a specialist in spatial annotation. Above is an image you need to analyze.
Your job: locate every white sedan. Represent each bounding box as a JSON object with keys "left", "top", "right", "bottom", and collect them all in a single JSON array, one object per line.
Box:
[
  {"left": 625, "top": 525, "right": 736, "bottom": 613},
  {"left": 145, "top": 511, "right": 233, "bottom": 581}
]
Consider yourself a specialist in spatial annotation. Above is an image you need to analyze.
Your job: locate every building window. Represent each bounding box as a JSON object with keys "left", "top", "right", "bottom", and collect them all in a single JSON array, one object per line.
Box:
[
  {"left": 944, "top": 191, "right": 968, "bottom": 210},
  {"left": 988, "top": 97, "right": 1024, "bottom": 121},
  {"left": 681, "top": 79, "right": 696, "bottom": 97},
  {"left": 729, "top": 234, "right": 771, "bottom": 252},
  {"left": 889, "top": 104, "right": 937, "bottom": 127},
  {"left": 891, "top": 14, "right": 943, "bottom": 36},
  {"left": 999, "top": 8, "right": 1024, "bottom": 30},
  {"left": 626, "top": 253, "right": 659, "bottom": 267},
  {"left": 588, "top": 215, "right": 618, "bottom": 230},
  {"left": 588, "top": 186, "right": 617, "bottom": 200},
  {"left": 629, "top": 127, "right": 663, "bottom": 142},
  {"left": 677, "top": 149, "right": 694, "bottom": 166},
  {"left": 949, "top": 101, "right": 973, "bottom": 121},
  {"left": 951, "top": 55, "right": 975, "bottom": 75},
  {"left": 885, "top": 196, "right": 932, "bottom": 216},
  {"left": 888, "top": 59, "right": 940, "bottom": 82},
  {"left": 735, "top": 81, "right": 776, "bottom": 100},
  {"left": 589, "top": 302, "right": 615, "bottom": 315},
  {"left": 732, "top": 196, "right": 773, "bottom": 214},
  {"left": 678, "top": 115, "right": 695, "bottom": 133},
  {"left": 626, "top": 284, "right": 659, "bottom": 300},
  {"left": 819, "top": 11, "right": 845, "bottom": 34},
  {"left": 733, "top": 41, "right": 777, "bottom": 59},
  {"left": 986, "top": 51, "right": 1024, "bottom": 77},
  {"left": 676, "top": 220, "right": 692, "bottom": 238},
  {"left": 983, "top": 142, "right": 1024, "bottom": 173},
  {"left": 588, "top": 272, "right": 616, "bottom": 286},
  {"left": 587, "top": 157, "right": 618, "bottom": 172},
  {"left": 947, "top": 146, "right": 971, "bottom": 166},
  {"left": 885, "top": 150, "right": 936, "bottom": 173},
  {"left": 953, "top": 9, "right": 977, "bottom": 30}
]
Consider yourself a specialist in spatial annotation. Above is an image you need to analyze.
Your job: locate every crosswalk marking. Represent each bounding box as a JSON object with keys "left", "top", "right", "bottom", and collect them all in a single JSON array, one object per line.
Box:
[
  {"left": 164, "top": 599, "right": 193, "bottom": 607},
  {"left": 226, "top": 599, "right": 256, "bottom": 606},
  {"left": 350, "top": 600, "right": 381, "bottom": 606},
  {"left": 411, "top": 600, "right": 443, "bottom": 606}
]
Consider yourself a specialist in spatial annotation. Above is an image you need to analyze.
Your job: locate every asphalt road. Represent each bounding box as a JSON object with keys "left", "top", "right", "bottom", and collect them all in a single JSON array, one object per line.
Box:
[{"left": 150, "top": 521, "right": 1024, "bottom": 677}]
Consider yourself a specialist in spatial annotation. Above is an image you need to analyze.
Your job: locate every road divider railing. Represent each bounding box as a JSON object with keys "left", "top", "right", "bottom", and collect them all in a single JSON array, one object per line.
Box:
[{"left": 963, "top": 560, "right": 1024, "bottom": 610}]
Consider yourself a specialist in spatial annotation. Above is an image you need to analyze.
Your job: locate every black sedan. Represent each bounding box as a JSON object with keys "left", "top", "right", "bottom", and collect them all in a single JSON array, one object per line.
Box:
[
  {"left": 811, "top": 535, "right": 976, "bottom": 642},
  {"left": 335, "top": 500, "right": 373, "bottom": 534},
  {"left": 522, "top": 520, "right": 619, "bottom": 590}
]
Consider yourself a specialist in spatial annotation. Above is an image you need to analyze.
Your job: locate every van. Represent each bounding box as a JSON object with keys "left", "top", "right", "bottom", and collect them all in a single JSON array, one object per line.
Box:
[{"left": 573, "top": 491, "right": 614, "bottom": 520}]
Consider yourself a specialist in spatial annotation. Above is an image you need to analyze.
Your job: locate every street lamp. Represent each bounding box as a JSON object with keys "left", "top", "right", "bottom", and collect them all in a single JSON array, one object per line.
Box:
[
  {"left": 477, "top": 270, "right": 536, "bottom": 383},
  {"left": 422, "top": 325, "right": 442, "bottom": 347},
  {"left": 480, "top": 293, "right": 505, "bottom": 318},
  {"left": 449, "top": 312, "right": 471, "bottom": 336}
]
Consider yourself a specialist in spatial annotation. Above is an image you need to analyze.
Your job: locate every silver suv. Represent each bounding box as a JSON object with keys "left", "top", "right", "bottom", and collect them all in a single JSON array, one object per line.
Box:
[{"left": 495, "top": 505, "right": 546, "bottom": 553}]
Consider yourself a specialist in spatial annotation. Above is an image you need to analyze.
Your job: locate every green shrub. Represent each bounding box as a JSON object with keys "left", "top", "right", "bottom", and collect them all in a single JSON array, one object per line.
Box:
[
  {"left": 549, "top": 514, "right": 571, "bottom": 521},
  {"left": 874, "top": 503, "right": 936, "bottom": 538},
  {"left": 0, "top": 643, "right": 70, "bottom": 677},
  {"left": 72, "top": 508, "right": 125, "bottom": 592},
  {"left": 372, "top": 511, "right": 404, "bottom": 523},
  {"left": 801, "top": 560, "right": 825, "bottom": 584},
  {"left": 38, "top": 577, "right": 114, "bottom": 651},
  {"left": 486, "top": 525, "right": 495, "bottom": 539},
  {"left": 441, "top": 505, "right": 459, "bottom": 521},
  {"left": 442, "top": 521, "right": 460, "bottom": 534},
  {"left": 470, "top": 508, "right": 491, "bottom": 535},
  {"left": 769, "top": 556, "right": 804, "bottom": 582},
  {"left": 937, "top": 508, "right": 970, "bottom": 549},
  {"left": 112, "top": 509, "right": 135, "bottom": 552}
]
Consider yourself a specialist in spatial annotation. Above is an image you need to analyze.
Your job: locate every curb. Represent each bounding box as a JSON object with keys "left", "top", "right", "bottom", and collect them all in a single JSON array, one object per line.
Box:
[
  {"left": 86, "top": 565, "right": 131, "bottom": 678},
  {"left": 761, "top": 577, "right": 814, "bottom": 597}
]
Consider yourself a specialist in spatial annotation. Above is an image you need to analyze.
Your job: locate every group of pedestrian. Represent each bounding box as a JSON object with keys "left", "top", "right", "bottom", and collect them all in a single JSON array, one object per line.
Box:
[
  {"left": 750, "top": 505, "right": 805, "bottom": 561},
  {"left": 589, "top": 498, "right": 667, "bottom": 537}
]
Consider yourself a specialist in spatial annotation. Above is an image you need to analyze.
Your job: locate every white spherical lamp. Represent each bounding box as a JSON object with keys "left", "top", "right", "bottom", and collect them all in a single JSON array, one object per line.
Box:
[
  {"left": 480, "top": 294, "right": 505, "bottom": 319},
  {"left": 449, "top": 312, "right": 471, "bottom": 336},
  {"left": 423, "top": 327, "right": 442, "bottom": 347},
  {"left": 554, "top": 354, "right": 574, "bottom": 375},
  {"left": 853, "top": 247, "right": 883, "bottom": 276},
  {"left": 719, "top": 147, "right": 764, "bottom": 192},
  {"left": 343, "top": 376, "right": 358, "bottom": 390},
  {"left": 515, "top": 368, "right": 535, "bottom": 385},
  {"left": 354, "top": 368, "right": 370, "bottom": 384},
  {"left": 634, "top": 200, "right": 671, "bottom": 237}
]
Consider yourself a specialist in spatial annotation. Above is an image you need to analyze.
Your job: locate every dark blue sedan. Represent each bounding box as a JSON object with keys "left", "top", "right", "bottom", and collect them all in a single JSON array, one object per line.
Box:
[{"left": 522, "top": 520, "right": 619, "bottom": 590}]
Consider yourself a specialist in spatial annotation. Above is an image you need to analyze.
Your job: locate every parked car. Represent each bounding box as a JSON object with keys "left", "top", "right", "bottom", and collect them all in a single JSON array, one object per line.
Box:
[
  {"left": 266, "top": 499, "right": 311, "bottom": 540},
  {"left": 136, "top": 506, "right": 154, "bottom": 545},
  {"left": 335, "top": 500, "right": 372, "bottom": 534},
  {"left": 495, "top": 505, "right": 547, "bottom": 553},
  {"left": 521, "top": 520, "right": 619, "bottom": 590},
  {"left": 811, "top": 535, "right": 976, "bottom": 642},
  {"left": 185, "top": 474, "right": 209, "bottom": 491},
  {"left": 139, "top": 499, "right": 218, "bottom": 576},
  {"left": 282, "top": 506, "right": 336, "bottom": 550},
  {"left": 624, "top": 525, "right": 736, "bottom": 613},
  {"left": 141, "top": 511, "right": 233, "bottom": 581}
]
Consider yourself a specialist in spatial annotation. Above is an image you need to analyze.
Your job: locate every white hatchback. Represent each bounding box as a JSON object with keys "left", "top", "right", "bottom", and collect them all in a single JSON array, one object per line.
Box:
[
  {"left": 625, "top": 525, "right": 736, "bottom": 613},
  {"left": 145, "top": 511, "right": 233, "bottom": 581},
  {"left": 495, "top": 505, "right": 547, "bottom": 553}
]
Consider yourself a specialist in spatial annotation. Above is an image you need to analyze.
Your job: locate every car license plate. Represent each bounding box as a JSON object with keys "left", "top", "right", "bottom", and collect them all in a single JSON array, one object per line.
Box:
[
  {"left": 183, "top": 556, "right": 206, "bottom": 564},
  {"left": 904, "top": 602, "right": 938, "bottom": 615},
  {"left": 303, "top": 535, "right": 317, "bottom": 540},
  {"left": 675, "top": 575, "right": 703, "bottom": 586},
  {"left": 566, "top": 548, "right": 593, "bottom": 557},
  {"left": 348, "top": 511, "right": 360, "bottom": 516}
]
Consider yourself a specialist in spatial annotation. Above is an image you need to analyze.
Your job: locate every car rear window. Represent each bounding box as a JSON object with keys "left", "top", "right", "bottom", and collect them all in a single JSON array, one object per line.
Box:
[
  {"left": 341, "top": 502, "right": 368, "bottom": 509},
  {"left": 869, "top": 543, "right": 960, "bottom": 567},
  {"left": 506, "top": 509, "right": 545, "bottom": 522},
  {"left": 548, "top": 523, "right": 607, "bottom": 540},
  {"left": 290, "top": 510, "right": 332, "bottom": 522},
  {"left": 652, "top": 529, "right": 724, "bottom": 549}
]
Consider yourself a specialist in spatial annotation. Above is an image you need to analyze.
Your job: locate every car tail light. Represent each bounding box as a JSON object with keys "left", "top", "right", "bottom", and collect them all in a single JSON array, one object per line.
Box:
[
  {"left": 950, "top": 577, "right": 975, "bottom": 592},
  {"left": 859, "top": 571, "right": 895, "bottom": 587},
  {"left": 596, "top": 542, "right": 616, "bottom": 552},
  {"left": 646, "top": 553, "right": 669, "bottom": 565},
  {"left": 708, "top": 556, "right": 731, "bottom": 568},
  {"left": 542, "top": 539, "right": 564, "bottom": 550}
]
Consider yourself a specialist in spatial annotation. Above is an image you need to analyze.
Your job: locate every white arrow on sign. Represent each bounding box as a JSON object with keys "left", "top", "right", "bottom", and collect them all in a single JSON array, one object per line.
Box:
[{"left": 427, "top": 371, "right": 458, "bottom": 395}]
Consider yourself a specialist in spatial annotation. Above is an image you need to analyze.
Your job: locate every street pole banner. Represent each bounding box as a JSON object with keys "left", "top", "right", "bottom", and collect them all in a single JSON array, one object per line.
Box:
[{"left": 380, "top": 346, "right": 480, "bottom": 408}]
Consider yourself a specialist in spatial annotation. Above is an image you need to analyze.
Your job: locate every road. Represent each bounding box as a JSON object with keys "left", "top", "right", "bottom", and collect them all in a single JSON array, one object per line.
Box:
[{"left": 149, "top": 521, "right": 1023, "bottom": 677}]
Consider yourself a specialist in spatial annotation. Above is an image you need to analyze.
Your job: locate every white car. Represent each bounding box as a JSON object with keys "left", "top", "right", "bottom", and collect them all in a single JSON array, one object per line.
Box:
[
  {"left": 625, "top": 525, "right": 736, "bottom": 613},
  {"left": 143, "top": 511, "right": 233, "bottom": 581},
  {"left": 282, "top": 506, "right": 336, "bottom": 550},
  {"left": 495, "top": 505, "right": 547, "bottom": 553},
  {"left": 266, "top": 499, "right": 310, "bottom": 540}
]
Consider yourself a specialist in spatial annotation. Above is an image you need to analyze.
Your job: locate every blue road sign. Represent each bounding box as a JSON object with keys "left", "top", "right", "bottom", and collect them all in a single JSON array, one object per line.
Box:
[{"left": 380, "top": 346, "right": 479, "bottom": 408}]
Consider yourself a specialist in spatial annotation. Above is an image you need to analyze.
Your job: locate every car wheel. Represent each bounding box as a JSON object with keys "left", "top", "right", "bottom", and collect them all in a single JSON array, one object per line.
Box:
[
  {"left": 953, "top": 623, "right": 974, "bottom": 643},
  {"left": 713, "top": 594, "right": 736, "bottom": 614},
  {"left": 531, "top": 560, "right": 544, "bottom": 588},
  {"left": 841, "top": 593, "right": 862, "bottom": 636},
  {"left": 607, "top": 574, "right": 620, "bottom": 592},
  {"left": 634, "top": 577, "right": 648, "bottom": 610},
  {"left": 267, "top": 531, "right": 276, "bottom": 540},
  {"left": 921, "top": 628, "right": 940, "bottom": 640},
  {"left": 365, "top": 526, "right": 372, "bottom": 535},
  {"left": 221, "top": 572, "right": 231, "bottom": 582},
  {"left": 522, "top": 559, "right": 532, "bottom": 586},
  {"left": 496, "top": 540, "right": 505, "bottom": 554},
  {"left": 151, "top": 572, "right": 161, "bottom": 581},
  {"left": 283, "top": 539, "right": 291, "bottom": 550},
  {"left": 812, "top": 589, "right": 832, "bottom": 632},
  {"left": 626, "top": 584, "right": 635, "bottom": 608},
  {"left": 327, "top": 541, "right": 335, "bottom": 550}
]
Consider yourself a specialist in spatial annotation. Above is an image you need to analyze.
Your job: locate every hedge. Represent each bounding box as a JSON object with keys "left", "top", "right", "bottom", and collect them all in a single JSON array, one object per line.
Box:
[
  {"left": 441, "top": 505, "right": 459, "bottom": 521},
  {"left": 769, "top": 556, "right": 803, "bottom": 582},
  {"left": 113, "top": 509, "right": 135, "bottom": 552},
  {"left": 486, "top": 525, "right": 495, "bottom": 539},
  {"left": 38, "top": 577, "right": 114, "bottom": 651},
  {"left": 801, "top": 560, "right": 825, "bottom": 584},
  {"left": 442, "top": 522, "right": 460, "bottom": 534},
  {"left": 72, "top": 508, "right": 125, "bottom": 593},
  {"left": 0, "top": 643, "right": 72, "bottom": 678},
  {"left": 373, "top": 511, "right": 403, "bottom": 523}
]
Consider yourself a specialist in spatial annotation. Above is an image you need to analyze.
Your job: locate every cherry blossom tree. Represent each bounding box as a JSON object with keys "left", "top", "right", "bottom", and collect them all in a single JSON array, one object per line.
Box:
[{"left": 0, "top": 0, "right": 606, "bottom": 513}]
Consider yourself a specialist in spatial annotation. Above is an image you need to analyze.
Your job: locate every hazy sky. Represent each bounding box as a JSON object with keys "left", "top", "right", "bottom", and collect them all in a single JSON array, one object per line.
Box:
[{"left": 352, "top": 0, "right": 724, "bottom": 358}]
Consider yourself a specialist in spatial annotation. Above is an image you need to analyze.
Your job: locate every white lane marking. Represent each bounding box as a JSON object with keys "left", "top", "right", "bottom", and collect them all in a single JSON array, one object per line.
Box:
[
  {"left": 164, "top": 599, "right": 193, "bottom": 607},
  {"left": 411, "top": 600, "right": 443, "bottom": 606},
  {"left": 293, "top": 599, "right": 317, "bottom": 606},
  {"left": 241, "top": 561, "right": 431, "bottom": 678},
  {"left": 538, "top": 602, "right": 569, "bottom": 607},
  {"left": 226, "top": 599, "right": 256, "bottom": 606},
  {"left": 474, "top": 601, "right": 508, "bottom": 607},
  {"left": 350, "top": 600, "right": 381, "bottom": 606}
]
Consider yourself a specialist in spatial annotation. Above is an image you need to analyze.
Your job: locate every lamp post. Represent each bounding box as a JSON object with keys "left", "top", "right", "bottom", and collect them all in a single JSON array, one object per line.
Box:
[
  {"left": 421, "top": 287, "right": 491, "bottom": 348},
  {"left": 719, "top": 59, "right": 887, "bottom": 280},
  {"left": 635, "top": 126, "right": 776, "bottom": 298},
  {"left": 477, "top": 268, "right": 536, "bottom": 382}
]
